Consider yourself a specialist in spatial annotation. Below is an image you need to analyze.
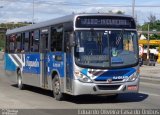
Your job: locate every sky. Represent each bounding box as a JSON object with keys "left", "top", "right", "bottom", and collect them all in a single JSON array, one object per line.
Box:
[{"left": 0, "top": 0, "right": 160, "bottom": 24}]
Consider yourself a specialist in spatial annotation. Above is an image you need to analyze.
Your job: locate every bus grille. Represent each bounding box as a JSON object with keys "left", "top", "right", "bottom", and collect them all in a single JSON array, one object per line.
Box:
[
  {"left": 95, "top": 79, "right": 123, "bottom": 82},
  {"left": 97, "top": 85, "right": 121, "bottom": 90}
]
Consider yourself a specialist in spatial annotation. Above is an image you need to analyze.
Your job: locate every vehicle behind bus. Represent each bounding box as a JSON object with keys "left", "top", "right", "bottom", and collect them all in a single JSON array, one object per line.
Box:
[{"left": 4, "top": 14, "right": 140, "bottom": 101}]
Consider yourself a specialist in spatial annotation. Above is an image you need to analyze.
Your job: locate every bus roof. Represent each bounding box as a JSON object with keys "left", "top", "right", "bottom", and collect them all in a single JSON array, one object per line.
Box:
[
  {"left": 6, "top": 13, "right": 134, "bottom": 35},
  {"left": 6, "top": 14, "right": 74, "bottom": 35}
]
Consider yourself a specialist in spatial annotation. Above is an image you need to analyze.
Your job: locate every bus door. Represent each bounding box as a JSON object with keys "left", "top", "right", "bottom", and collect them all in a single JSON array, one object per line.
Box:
[
  {"left": 65, "top": 31, "right": 73, "bottom": 92},
  {"left": 40, "top": 28, "right": 49, "bottom": 88}
]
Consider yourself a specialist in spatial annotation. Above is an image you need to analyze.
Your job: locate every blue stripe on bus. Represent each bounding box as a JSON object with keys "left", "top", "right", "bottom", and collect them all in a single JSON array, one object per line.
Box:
[
  {"left": 81, "top": 67, "right": 136, "bottom": 81},
  {"left": 95, "top": 68, "right": 136, "bottom": 81},
  {"left": 4, "top": 54, "right": 16, "bottom": 71}
]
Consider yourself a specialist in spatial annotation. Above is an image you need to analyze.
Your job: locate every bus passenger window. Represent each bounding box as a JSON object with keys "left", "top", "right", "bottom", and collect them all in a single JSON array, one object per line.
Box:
[
  {"left": 24, "top": 32, "right": 30, "bottom": 52},
  {"left": 51, "top": 27, "right": 63, "bottom": 52},
  {"left": 32, "top": 30, "right": 40, "bottom": 52},
  {"left": 5, "top": 36, "right": 9, "bottom": 53},
  {"left": 16, "top": 34, "right": 22, "bottom": 52},
  {"left": 9, "top": 34, "right": 16, "bottom": 53},
  {"left": 30, "top": 31, "right": 34, "bottom": 52}
]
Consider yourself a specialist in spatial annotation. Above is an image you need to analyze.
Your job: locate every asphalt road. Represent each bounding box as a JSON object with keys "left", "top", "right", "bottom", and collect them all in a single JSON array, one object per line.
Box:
[
  {"left": 0, "top": 76, "right": 159, "bottom": 109},
  {"left": 0, "top": 60, "right": 160, "bottom": 115}
]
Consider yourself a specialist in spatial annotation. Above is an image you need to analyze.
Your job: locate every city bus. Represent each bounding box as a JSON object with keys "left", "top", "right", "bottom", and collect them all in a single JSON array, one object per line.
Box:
[{"left": 4, "top": 13, "right": 140, "bottom": 100}]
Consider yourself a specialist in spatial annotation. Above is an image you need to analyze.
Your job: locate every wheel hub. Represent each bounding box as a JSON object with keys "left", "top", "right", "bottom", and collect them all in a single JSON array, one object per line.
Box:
[{"left": 54, "top": 80, "right": 60, "bottom": 95}]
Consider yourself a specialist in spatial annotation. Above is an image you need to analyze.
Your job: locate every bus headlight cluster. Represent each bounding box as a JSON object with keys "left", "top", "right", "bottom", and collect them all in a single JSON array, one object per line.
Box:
[
  {"left": 127, "top": 73, "right": 138, "bottom": 82},
  {"left": 74, "top": 71, "right": 93, "bottom": 83}
]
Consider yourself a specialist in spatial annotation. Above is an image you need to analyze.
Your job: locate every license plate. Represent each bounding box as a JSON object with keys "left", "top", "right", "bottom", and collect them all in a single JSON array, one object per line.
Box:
[{"left": 127, "top": 85, "right": 138, "bottom": 90}]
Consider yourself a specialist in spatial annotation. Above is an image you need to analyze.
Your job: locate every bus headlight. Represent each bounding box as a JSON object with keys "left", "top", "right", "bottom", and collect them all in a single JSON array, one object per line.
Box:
[
  {"left": 127, "top": 73, "right": 138, "bottom": 82},
  {"left": 74, "top": 71, "right": 93, "bottom": 83}
]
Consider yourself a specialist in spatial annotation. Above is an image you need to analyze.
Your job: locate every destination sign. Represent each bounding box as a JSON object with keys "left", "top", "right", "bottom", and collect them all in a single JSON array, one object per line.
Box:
[{"left": 76, "top": 16, "right": 136, "bottom": 29}]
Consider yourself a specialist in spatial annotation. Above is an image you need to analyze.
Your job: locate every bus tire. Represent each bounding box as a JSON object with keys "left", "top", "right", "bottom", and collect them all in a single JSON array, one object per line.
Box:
[
  {"left": 17, "top": 70, "right": 24, "bottom": 90},
  {"left": 52, "top": 75, "right": 64, "bottom": 101}
]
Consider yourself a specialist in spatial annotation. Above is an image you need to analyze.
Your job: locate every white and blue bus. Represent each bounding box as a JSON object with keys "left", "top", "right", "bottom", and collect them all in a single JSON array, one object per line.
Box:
[{"left": 4, "top": 14, "right": 140, "bottom": 100}]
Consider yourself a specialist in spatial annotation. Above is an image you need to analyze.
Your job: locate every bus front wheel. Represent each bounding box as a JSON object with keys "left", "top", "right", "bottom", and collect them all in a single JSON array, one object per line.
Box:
[
  {"left": 52, "top": 75, "right": 64, "bottom": 101},
  {"left": 17, "top": 70, "right": 24, "bottom": 90}
]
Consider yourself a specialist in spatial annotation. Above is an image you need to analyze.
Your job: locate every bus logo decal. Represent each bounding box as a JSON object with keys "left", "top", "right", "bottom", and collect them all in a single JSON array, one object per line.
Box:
[{"left": 106, "top": 79, "right": 112, "bottom": 83}]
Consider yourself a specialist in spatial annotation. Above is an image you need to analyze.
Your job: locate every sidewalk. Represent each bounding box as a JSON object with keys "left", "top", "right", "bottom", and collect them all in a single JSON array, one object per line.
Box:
[{"left": 140, "top": 63, "right": 160, "bottom": 84}]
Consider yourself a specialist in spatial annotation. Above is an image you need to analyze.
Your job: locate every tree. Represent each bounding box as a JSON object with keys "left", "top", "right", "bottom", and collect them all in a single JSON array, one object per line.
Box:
[
  {"left": 116, "top": 11, "right": 124, "bottom": 14},
  {"left": 108, "top": 10, "right": 124, "bottom": 14},
  {"left": 148, "top": 13, "right": 156, "bottom": 24},
  {"left": 0, "top": 22, "right": 30, "bottom": 48}
]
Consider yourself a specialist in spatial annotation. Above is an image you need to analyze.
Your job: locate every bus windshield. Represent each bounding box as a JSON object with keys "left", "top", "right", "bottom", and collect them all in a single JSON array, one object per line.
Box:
[{"left": 74, "top": 30, "right": 138, "bottom": 68}]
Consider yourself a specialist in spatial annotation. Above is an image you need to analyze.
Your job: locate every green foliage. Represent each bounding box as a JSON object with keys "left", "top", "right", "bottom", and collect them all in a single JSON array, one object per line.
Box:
[
  {"left": 108, "top": 10, "right": 125, "bottom": 14},
  {"left": 141, "top": 21, "right": 160, "bottom": 32},
  {"left": 0, "top": 38, "right": 5, "bottom": 47},
  {"left": 0, "top": 22, "right": 30, "bottom": 48},
  {"left": 0, "top": 22, "right": 30, "bottom": 30},
  {"left": 116, "top": 11, "right": 124, "bottom": 14},
  {"left": 150, "top": 34, "right": 160, "bottom": 40},
  {"left": 139, "top": 20, "right": 160, "bottom": 40}
]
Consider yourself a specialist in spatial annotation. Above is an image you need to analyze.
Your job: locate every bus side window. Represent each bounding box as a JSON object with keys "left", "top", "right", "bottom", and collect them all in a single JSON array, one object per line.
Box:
[
  {"left": 51, "top": 26, "right": 63, "bottom": 52},
  {"left": 30, "top": 30, "right": 40, "bottom": 52},
  {"left": 5, "top": 36, "right": 10, "bottom": 53},
  {"left": 24, "top": 32, "right": 30, "bottom": 52},
  {"left": 16, "top": 33, "right": 22, "bottom": 52},
  {"left": 30, "top": 31, "right": 34, "bottom": 52},
  {"left": 21, "top": 33, "right": 25, "bottom": 52},
  {"left": 9, "top": 34, "right": 16, "bottom": 53}
]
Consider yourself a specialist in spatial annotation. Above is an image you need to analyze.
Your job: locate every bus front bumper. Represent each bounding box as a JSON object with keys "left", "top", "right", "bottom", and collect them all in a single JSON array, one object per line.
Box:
[{"left": 72, "top": 78, "right": 139, "bottom": 96}]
